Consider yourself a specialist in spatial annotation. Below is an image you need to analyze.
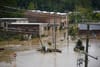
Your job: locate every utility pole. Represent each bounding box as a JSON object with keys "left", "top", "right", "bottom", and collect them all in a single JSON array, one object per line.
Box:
[
  {"left": 85, "top": 24, "right": 89, "bottom": 67},
  {"left": 67, "top": 13, "right": 69, "bottom": 46},
  {"left": 54, "top": 12, "right": 56, "bottom": 50},
  {"left": 78, "top": 24, "right": 98, "bottom": 67}
]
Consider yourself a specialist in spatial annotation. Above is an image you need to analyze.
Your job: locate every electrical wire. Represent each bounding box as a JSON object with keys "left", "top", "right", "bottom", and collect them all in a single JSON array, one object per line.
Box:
[
  {"left": 0, "top": 10, "right": 23, "bottom": 14},
  {"left": 0, "top": 5, "right": 25, "bottom": 11}
]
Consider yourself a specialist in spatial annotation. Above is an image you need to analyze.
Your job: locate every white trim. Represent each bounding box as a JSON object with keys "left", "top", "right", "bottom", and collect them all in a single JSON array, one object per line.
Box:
[
  {"left": 0, "top": 18, "right": 27, "bottom": 20},
  {"left": 10, "top": 23, "right": 44, "bottom": 25}
]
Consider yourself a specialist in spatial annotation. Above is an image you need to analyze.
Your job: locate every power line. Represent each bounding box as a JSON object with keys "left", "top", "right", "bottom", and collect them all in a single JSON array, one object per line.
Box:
[
  {"left": 0, "top": 5, "right": 25, "bottom": 11},
  {"left": 0, "top": 10, "right": 23, "bottom": 14}
]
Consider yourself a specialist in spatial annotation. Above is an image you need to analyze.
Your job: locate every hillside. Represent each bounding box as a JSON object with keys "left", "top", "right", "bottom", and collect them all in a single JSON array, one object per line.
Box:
[{"left": 0, "top": 0, "right": 100, "bottom": 17}]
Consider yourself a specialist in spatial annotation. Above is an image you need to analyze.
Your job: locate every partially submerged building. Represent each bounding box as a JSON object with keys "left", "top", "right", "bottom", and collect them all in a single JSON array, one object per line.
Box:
[
  {"left": 25, "top": 10, "right": 67, "bottom": 29},
  {"left": 0, "top": 18, "right": 45, "bottom": 39},
  {"left": 78, "top": 23, "right": 100, "bottom": 38},
  {"left": 0, "top": 10, "right": 68, "bottom": 39}
]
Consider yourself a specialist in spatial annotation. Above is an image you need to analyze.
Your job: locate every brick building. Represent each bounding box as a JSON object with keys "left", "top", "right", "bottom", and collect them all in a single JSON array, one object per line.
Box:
[{"left": 25, "top": 10, "right": 68, "bottom": 29}]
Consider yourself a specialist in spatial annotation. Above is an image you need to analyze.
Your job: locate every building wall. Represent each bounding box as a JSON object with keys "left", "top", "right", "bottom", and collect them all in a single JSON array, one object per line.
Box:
[
  {"left": 0, "top": 18, "right": 45, "bottom": 37},
  {"left": 8, "top": 24, "right": 40, "bottom": 35},
  {"left": 25, "top": 11, "right": 67, "bottom": 26}
]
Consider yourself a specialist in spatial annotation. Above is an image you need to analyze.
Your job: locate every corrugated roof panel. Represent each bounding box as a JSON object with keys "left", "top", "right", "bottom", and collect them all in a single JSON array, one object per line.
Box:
[{"left": 79, "top": 24, "right": 100, "bottom": 30}]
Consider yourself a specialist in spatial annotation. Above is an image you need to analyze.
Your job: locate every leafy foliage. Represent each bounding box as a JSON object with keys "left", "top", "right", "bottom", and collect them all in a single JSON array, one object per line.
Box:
[
  {"left": 27, "top": 2, "right": 35, "bottom": 10},
  {"left": 68, "top": 25, "right": 78, "bottom": 38},
  {"left": 92, "top": 13, "right": 100, "bottom": 21},
  {"left": 2, "top": 0, "right": 99, "bottom": 12},
  {"left": 0, "top": 0, "right": 24, "bottom": 18}
]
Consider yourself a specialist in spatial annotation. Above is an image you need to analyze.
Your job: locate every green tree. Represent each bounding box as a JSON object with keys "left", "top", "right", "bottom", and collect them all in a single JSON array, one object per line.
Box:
[
  {"left": 68, "top": 25, "right": 78, "bottom": 39},
  {"left": 0, "top": 0, "right": 24, "bottom": 18},
  {"left": 93, "top": 13, "right": 100, "bottom": 21},
  {"left": 27, "top": 2, "right": 35, "bottom": 10}
]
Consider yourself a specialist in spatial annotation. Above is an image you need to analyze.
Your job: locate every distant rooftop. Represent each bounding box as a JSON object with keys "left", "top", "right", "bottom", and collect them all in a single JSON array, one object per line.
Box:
[
  {"left": 28, "top": 10, "right": 67, "bottom": 16},
  {"left": 78, "top": 23, "right": 100, "bottom": 30},
  {"left": 93, "top": 10, "right": 100, "bottom": 13}
]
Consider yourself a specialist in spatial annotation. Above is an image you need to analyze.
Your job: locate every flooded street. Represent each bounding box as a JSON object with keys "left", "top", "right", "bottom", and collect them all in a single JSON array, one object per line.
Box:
[
  {"left": 0, "top": 39, "right": 100, "bottom": 67},
  {"left": 88, "top": 39, "right": 100, "bottom": 67},
  {"left": 14, "top": 42, "right": 78, "bottom": 67}
]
